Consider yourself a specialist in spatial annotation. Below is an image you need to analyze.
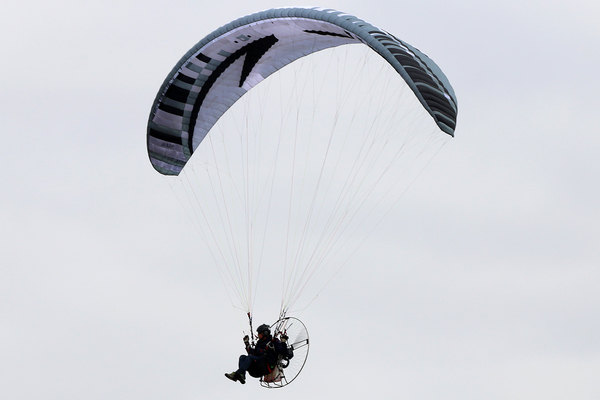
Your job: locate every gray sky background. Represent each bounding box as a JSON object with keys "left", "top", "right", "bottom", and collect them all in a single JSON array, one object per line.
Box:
[{"left": 2, "top": 0, "right": 599, "bottom": 399}]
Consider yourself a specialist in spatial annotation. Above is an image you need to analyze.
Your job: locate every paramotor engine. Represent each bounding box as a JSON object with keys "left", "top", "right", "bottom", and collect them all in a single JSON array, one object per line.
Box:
[{"left": 260, "top": 317, "right": 309, "bottom": 388}]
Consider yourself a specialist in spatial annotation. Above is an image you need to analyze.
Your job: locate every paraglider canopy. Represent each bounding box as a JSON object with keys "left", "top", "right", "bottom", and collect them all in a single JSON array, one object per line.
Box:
[{"left": 147, "top": 7, "right": 457, "bottom": 176}]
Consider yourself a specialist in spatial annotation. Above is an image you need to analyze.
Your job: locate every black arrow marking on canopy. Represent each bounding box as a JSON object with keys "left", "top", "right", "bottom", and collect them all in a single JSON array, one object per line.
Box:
[
  {"left": 187, "top": 34, "right": 279, "bottom": 155},
  {"left": 303, "top": 29, "right": 353, "bottom": 39}
]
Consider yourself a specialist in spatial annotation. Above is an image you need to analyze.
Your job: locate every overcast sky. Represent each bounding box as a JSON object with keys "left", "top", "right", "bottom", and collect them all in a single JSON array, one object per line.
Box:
[{"left": 2, "top": 0, "right": 599, "bottom": 399}]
